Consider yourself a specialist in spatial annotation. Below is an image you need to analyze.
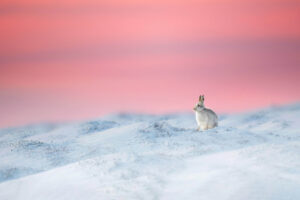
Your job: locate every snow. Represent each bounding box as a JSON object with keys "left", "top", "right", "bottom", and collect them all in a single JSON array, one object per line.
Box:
[{"left": 0, "top": 104, "right": 300, "bottom": 200}]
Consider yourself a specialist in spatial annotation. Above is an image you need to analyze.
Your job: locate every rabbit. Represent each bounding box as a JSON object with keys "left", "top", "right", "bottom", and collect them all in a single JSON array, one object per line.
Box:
[{"left": 193, "top": 95, "right": 218, "bottom": 131}]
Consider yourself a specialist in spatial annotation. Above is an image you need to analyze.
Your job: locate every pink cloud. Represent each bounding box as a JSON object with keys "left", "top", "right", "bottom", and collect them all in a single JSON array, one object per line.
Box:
[{"left": 0, "top": 0, "right": 300, "bottom": 127}]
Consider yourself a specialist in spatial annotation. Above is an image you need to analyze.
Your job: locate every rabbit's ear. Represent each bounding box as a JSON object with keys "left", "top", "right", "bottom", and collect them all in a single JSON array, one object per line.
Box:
[{"left": 199, "top": 95, "right": 204, "bottom": 102}]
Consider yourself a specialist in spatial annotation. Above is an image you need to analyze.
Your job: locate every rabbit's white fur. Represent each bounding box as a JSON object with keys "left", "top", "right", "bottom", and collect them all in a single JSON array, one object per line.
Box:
[{"left": 194, "top": 95, "right": 218, "bottom": 131}]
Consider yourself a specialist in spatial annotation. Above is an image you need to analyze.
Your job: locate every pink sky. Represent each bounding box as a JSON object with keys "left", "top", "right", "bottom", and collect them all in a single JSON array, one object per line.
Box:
[{"left": 0, "top": 0, "right": 300, "bottom": 127}]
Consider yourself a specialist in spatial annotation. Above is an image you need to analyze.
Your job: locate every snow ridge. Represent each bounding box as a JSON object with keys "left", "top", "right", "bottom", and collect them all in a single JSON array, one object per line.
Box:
[{"left": 0, "top": 104, "right": 300, "bottom": 200}]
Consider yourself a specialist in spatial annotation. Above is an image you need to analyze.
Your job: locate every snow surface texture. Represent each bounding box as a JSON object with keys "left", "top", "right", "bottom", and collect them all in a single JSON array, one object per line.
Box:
[{"left": 0, "top": 104, "right": 300, "bottom": 200}]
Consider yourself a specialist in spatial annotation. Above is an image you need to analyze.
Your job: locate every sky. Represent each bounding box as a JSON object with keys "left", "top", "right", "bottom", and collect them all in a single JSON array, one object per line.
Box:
[{"left": 0, "top": 0, "right": 300, "bottom": 127}]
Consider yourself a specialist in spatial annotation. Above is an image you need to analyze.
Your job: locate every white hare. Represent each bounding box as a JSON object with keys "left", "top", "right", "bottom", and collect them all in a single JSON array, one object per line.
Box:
[{"left": 193, "top": 95, "right": 218, "bottom": 131}]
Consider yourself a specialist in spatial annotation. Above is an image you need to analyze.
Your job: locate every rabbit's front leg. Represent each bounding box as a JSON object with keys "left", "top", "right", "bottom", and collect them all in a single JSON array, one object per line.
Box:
[{"left": 202, "top": 125, "right": 209, "bottom": 130}]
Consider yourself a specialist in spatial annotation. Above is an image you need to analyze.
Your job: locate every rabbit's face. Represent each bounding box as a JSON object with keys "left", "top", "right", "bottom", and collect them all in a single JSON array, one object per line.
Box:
[{"left": 194, "top": 103, "right": 204, "bottom": 112}]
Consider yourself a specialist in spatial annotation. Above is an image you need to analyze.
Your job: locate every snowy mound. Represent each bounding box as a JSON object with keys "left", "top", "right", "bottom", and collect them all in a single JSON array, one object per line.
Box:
[{"left": 0, "top": 104, "right": 300, "bottom": 200}]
